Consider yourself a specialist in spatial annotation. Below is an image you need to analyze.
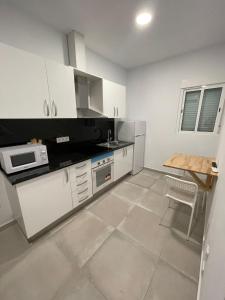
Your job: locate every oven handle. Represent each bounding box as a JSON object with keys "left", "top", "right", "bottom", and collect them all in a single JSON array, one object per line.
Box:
[{"left": 92, "top": 162, "right": 114, "bottom": 172}]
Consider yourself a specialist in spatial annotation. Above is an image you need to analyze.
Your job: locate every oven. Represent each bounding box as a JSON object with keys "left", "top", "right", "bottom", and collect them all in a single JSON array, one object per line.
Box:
[{"left": 92, "top": 152, "right": 114, "bottom": 194}]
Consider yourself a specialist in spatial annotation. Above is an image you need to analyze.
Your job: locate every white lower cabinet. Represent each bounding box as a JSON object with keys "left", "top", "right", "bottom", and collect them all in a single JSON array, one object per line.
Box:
[
  {"left": 16, "top": 169, "right": 73, "bottom": 238},
  {"left": 114, "top": 145, "right": 134, "bottom": 181},
  {"left": 7, "top": 160, "right": 93, "bottom": 239}
]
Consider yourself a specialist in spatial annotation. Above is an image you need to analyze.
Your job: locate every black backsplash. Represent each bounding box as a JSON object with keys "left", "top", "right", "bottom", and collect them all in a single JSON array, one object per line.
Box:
[{"left": 0, "top": 119, "right": 114, "bottom": 147}]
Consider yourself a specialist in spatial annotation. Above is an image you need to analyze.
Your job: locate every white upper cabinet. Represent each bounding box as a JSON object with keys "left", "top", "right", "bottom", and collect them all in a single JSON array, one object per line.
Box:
[
  {"left": 103, "top": 79, "right": 126, "bottom": 118},
  {"left": 0, "top": 43, "right": 50, "bottom": 118},
  {"left": 45, "top": 60, "right": 77, "bottom": 118},
  {"left": 0, "top": 43, "right": 77, "bottom": 119}
]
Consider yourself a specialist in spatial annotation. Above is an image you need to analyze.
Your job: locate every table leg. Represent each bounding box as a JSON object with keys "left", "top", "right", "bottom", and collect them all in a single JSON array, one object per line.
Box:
[
  {"left": 188, "top": 171, "right": 207, "bottom": 190},
  {"left": 206, "top": 175, "right": 213, "bottom": 189}
]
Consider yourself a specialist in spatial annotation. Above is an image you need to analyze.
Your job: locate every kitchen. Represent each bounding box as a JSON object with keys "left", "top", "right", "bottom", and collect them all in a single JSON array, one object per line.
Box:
[{"left": 1, "top": 1, "right": 225, "bottom": 300}]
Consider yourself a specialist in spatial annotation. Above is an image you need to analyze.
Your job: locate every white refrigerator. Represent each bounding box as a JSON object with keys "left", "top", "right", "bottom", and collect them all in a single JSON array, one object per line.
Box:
[{"left": 118, "top": 120, "right": 146, "bottom": 175}]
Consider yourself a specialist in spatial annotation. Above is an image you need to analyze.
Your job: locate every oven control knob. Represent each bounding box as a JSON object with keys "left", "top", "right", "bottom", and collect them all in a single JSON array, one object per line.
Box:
[{"left": 98, "top": 162, "right": 100, "bottom": 165}]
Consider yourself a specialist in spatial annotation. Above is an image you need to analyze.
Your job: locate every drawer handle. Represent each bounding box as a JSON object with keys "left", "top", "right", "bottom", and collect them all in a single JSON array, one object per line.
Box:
[
  {"left": 76, "top": 163, "right": 87, "bottom": 169},
  {"left": 78, "top": 195, "right": 89, "bottom": 203},
  {"left": 78, "top": 187, "right": 88, "bottom": 195},
  {"left": 77, "top": 180, "right": 88, "bottom": 187},
  {"left": 76, "top": 172, "right": 87, "bottom": 178}
]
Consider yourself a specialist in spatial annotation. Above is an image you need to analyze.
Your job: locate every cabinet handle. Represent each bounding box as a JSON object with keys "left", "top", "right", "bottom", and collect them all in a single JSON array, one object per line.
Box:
[
  {"left": 126, "top": 148, "right": 127, "bottom": 156},
  {"left": 77, "top": 180, "right": 88, "bottom": 187},
  {"left": 65, "top": 169, "right": 69, "bottom": 182},
  {"left": 44, "top": 100, "right": 50, "bottom": 116},
  {"left": 78, "top": 187, "right": 88, "bottom": 195},
  {"left": 117, "top": 107, "right": 118, "bottom": 117},
  {"left": 52, "top": 101, "right": 57, "bottom": 117},
  {"left": 76, "top": 163, "right": 87, "bottom": 169},
  {"left": 54, "top": 102, "right": 58, "bottom": 116},
  {"left": 78, "top": 195, "right": 89, "bottom": 203},
  {"left": 76, "top": 172, "right": 87, "bottom": 178}
]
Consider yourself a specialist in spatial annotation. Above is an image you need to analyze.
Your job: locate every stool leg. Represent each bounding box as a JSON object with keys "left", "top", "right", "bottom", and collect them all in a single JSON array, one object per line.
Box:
[
  {"left": 187, "top": 206, "right": 195, "bottom": 240},
  {"left": 201, "top": 191, "right": 206, "bottom": 213}
]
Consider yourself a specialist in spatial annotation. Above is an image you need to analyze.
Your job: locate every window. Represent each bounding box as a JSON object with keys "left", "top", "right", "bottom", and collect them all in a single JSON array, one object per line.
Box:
[{"left": 180, "top": 84, "right": 224, "bottom": 133}]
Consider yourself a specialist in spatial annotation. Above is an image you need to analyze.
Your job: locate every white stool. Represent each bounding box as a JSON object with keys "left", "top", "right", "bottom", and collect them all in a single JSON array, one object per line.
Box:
[{"left": 164, "top": 175, "right": 198, "bottom": 240}]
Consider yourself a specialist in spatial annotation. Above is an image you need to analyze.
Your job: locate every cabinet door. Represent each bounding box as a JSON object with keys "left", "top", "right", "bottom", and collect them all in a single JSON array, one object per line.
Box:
[
  {"left": 114, "top": 146, "right": 134, "bottom": 181},
  {"left": 116, "top": 84, "right": 126, "bottom": 118},
  {"left": 45, "top": 60, "right": 77, "bottom": 118},
  {"left": 16, "top": 169, "right": 73, "bottom": 238},
  {"left": 103, "top": 79, "right": 126, "bottom": 118},
  {"left": 0, "top": 43, "right": 50, "bottom": 118},
  {"left": 102, "top": 79, "right": 117, "bottom": 117},
  {"left": 124, "top": 145, "right": 134, "bottom": 173}
]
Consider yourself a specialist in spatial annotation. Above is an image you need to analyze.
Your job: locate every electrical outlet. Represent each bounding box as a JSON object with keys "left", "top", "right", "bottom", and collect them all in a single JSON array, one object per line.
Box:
[{"left": 56, "top": 136, "right": 70, "bottom": 143}]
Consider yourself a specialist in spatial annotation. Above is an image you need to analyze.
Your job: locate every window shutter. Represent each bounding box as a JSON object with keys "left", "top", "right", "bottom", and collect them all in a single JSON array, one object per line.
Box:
[
  {"left": 197, "top": 88, "right": 222, "bottom": 132},
  {"left": 181, "top": 90, "right": 201, "bottom": 131}
]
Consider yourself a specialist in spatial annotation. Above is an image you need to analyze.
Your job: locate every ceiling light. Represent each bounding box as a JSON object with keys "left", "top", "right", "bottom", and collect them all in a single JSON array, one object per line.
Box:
[{"left": 136, "top": 12, "right": 152, "bottom": 26}]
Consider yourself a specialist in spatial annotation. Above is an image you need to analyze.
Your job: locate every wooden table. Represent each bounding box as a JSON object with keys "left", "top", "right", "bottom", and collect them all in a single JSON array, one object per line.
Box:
[{"left": 163, "top": 153, "right": 218, "bottom": 190}]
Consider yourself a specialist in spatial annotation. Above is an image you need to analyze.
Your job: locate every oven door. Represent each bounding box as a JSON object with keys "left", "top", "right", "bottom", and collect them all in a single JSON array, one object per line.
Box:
[{"left": 92, "top": 162, "right": 114, "bottom": 194}]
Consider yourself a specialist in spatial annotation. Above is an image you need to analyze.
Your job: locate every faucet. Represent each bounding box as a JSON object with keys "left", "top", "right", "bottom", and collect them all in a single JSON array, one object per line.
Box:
[{"left": 107, "top": 129, "right": 112, "bottom": 145}]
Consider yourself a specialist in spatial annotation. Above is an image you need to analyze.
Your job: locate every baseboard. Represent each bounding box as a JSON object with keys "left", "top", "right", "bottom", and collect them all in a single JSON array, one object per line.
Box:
[{"left": 0, "top": 219, "right": 15, "bottom": 231}]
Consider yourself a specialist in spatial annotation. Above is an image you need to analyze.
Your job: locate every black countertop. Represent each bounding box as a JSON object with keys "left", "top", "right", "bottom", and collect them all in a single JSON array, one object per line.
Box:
[{"left": 2, "top": 141, "right": 134, "bottom": 185}]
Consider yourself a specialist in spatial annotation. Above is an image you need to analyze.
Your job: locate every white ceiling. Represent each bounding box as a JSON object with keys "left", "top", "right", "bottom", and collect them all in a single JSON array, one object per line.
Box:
[{"left": 9, "top": 0, "right": 225, "bottom": 69}]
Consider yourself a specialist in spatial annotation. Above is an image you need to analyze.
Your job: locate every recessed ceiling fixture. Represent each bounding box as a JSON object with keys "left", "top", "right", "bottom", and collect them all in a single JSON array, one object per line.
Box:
[{"left": 136, "top": 12, "right": 152, "bottom": 26}]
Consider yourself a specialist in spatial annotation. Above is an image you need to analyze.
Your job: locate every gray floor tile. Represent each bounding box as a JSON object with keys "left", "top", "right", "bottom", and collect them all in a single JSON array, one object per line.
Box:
[
  {"left": 54, "top": 271, "right": 106, "bottom": 300},
  {"left": 128, "top": 173, "right": 156, "bottom": 188},
  {"left": 160, "top": 231, "right": 201, "bottom": 281},
  {"left": 119, "top": 206, "right": 169, "bottom": 256},
  {"left": 161, "top": 208, "right": 191, "bottom": 233},
  {"left": 0, "top": 224, "right": 30, "bottom": 268},
  {"left": 90, "top": 193, "right": 133, "bottom": 227},
  {"left": 160, "top": 207, "right": 203, "bottom": 244},
  {"left": 52, "top": 211, "right": 114, "bottom": 267},
  {"left": 141, "top": 169, "right": 163, "bottom": 179},
  {"left": 139, "top": 190, "right": 169, "bottom": 217},
  {"left": 0, "top": 240, "right": 72, "bottom": 300},
  {"left": 144, "top": 260, "right": 197, "bottom": 300},
  {"left": 111, "top": 181, "right": 148, "bottom": 203},
  {"left": 87, "top": 231, "right": 157, "bottom": 300},
  {"left": 151, "top": 179, "right": 168, "bottom": 195}
]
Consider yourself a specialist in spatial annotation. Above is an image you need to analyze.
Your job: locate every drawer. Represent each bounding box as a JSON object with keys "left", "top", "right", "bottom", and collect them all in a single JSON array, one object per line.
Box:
[
  {"left": 74, "top": 171, "right": 90, "bottom": 184},
  {"left": 78, "top": 187, "right": 91, "bottom": 202},
  {"left": 71, "top": 178, "right": 90, "bottom": 192},
  {"left": 74, "top": 160, "right": 91, "bottom": 174},
  {"left": 72, "top": 186, "right": 92, "bottom": 207}
]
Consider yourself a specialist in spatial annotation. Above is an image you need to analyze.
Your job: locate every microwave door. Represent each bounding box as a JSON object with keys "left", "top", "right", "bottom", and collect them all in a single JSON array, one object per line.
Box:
[{"left": 10, "top": 152, "right": 36, "bottom": 168}]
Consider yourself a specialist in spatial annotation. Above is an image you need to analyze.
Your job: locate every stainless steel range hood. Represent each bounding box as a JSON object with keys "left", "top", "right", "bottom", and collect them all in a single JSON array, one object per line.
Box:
[{"left": 68, "top": 31, "right": 104, "bottom": 118}]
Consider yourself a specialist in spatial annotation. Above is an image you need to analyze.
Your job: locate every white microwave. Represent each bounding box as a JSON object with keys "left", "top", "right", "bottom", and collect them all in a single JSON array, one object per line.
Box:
[{"left": 0, "top": 144, "right": 48, "bottom": 174}]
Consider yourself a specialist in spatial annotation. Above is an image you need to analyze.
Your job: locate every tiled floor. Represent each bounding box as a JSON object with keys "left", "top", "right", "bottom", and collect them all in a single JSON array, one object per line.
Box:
[{"left": 0, "top": 169, "right": 204, "bottom": 300}]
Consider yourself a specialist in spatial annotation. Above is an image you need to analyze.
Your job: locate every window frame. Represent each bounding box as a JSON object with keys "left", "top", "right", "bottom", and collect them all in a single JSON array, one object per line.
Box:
[{"left": 178, "top": 83, "right": 225, "bottom": 134}]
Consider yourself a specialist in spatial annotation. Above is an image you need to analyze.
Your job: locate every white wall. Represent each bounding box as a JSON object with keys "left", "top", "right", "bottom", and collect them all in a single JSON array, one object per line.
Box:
[
  {"left": 0, "top": 1, "right": 127, "bottom": 227},
  {"left": 0, "top": 1, "right": 127, "bottom": 85},
  {"left": 127, "top": 43, "right": 225, "bottom": 172},
  {"left": 0, "top": 1, "right": 68, "bottom": 65},
  {"left": 86, "top": 48, "right": 127, "bottom": 85},
  {"left": 198, "top": 113, "right": 225, "bottom": 300}
]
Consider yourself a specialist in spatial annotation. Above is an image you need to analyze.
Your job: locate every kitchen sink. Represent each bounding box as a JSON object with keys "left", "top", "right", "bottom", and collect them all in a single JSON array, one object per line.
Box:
[{"left": 97, "top": 141, "right": 128, "bottom": 149}]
